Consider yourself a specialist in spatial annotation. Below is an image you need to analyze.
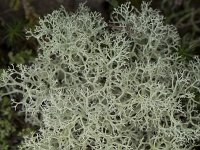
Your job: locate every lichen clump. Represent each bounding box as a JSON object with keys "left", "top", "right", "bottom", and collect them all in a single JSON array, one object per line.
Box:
[{"left": 1, "top": 2, "right": 200, "bottom": 150}]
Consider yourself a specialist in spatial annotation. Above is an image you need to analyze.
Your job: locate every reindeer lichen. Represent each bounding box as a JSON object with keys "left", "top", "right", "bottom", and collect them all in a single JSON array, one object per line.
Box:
[{"left": 1, "top": 2, "right": 200, "bottom": 150}]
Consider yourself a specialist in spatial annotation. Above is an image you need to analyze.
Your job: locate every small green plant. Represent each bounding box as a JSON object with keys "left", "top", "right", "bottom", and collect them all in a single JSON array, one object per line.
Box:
[
  {"left": 4, "top": 20, "right": 25, "bottom": 47},
  {"left": 160, "top": 0, "right": 200, "bottom": 59},
  {"left": 0, "top": 95, "right": 37, "bottom": 150},
  {"left": 9, "top": 0, "right": 21, "bottom": 11},
  {"left": 8, "top": 49, "right": 35, "bottom": 64},
  {"left": 0, "top": 96, "right": 16, "bottom": 150},
  {"left": 178, "top": 34, "right": 200, "bottom": 59}
]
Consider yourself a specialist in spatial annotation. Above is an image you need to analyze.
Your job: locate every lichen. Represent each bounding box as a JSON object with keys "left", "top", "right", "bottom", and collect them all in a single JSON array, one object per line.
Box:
[{"left": 1, "top": 2, "right": 200, "bottom": 150}]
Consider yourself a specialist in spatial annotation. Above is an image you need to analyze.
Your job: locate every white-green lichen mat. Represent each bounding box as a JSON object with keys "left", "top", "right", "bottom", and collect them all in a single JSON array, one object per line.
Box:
[{"left": 1, "top": 2, "right": 200, "bottom": 150}]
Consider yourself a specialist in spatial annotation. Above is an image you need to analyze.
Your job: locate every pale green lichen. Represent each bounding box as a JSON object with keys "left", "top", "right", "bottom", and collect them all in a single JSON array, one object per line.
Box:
[{"left": 1, "top": 2, "right": 200, "bottom": 150}]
